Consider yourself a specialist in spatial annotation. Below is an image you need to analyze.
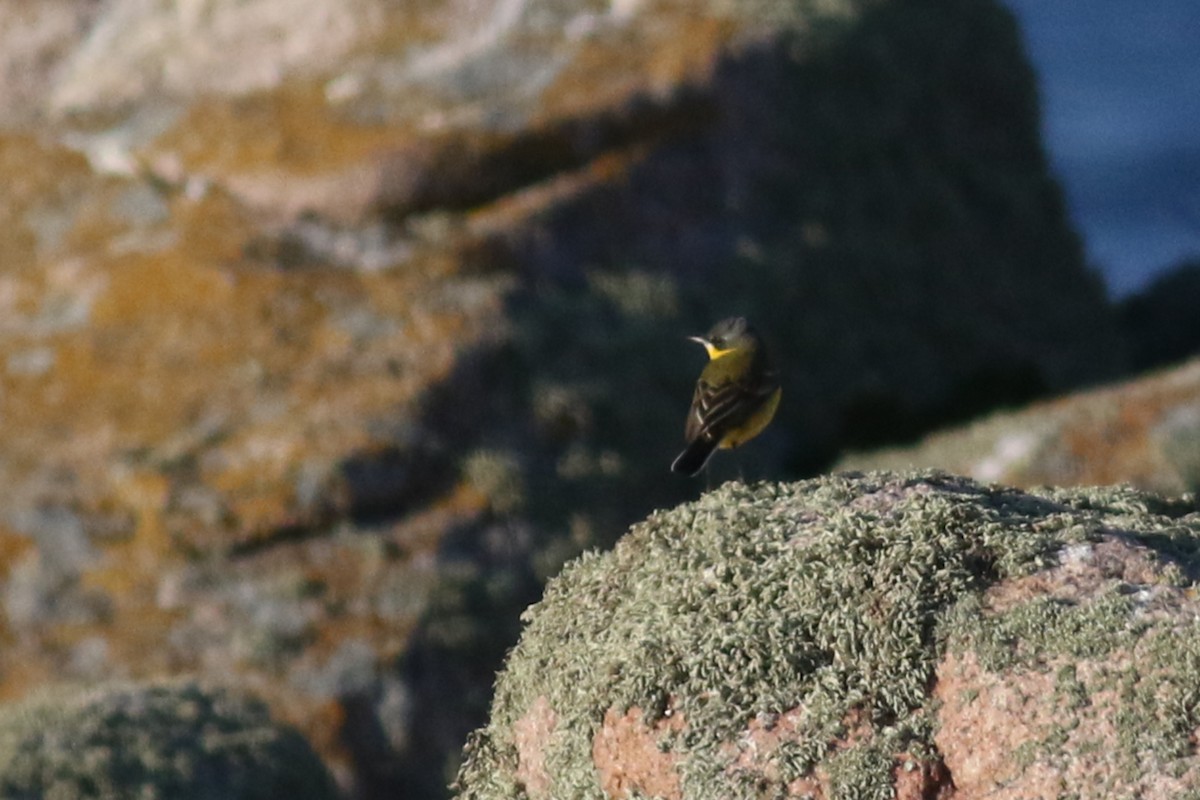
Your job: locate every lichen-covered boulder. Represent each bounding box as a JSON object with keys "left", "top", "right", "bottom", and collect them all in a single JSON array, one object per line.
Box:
[
  {"left": 455, "top": 470, "right": 1200, "bottom": 799},
  {"left": 0, "top": 680, "right": 337, "bottom": 800}
]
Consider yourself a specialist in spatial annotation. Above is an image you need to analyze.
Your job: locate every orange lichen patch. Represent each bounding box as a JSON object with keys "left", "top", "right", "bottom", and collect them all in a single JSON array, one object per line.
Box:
[
  {"left": 303, "top": 617, "right": 406, "bottom": 672},
  {"left": 56, "top": 479, "right": 184, "bottom": 679},
  {"left": 301, "top": 697, "right": 353, "bottom": 778},
  {"left": 91, "top": 255, "right": 271, "bottom": 344},
  {"left": 0, "top": 130, "right": 510, "bottom": 788},
  {"left": 4, "top": 199, "right": 487, "bottom": 539},
  {"left": 0, "top": 653, "right": 67, "bottom": 704},
  {"left": 435, "top": 479, "right": 494, "bottom": 524},
  {"left": 1056, "top": 404, "right": 1160, "bottom": 488},
  {"left": 640, "top": 14, "right": 733, "bottom": 95},
  {"left": 140, "top": 85, "right": 440, "bottom": 223},
  {"left": 200, "top": 432, "right": 331, "bottom": 544},
  {"left": 169, "top": 185, "right": 260, "bottom": 264},
  {"left": 514, "top": 696, "right": 558, "bottom": 799},
  {"left": 0, "top": 525, "right": 34, "bottom": 576},
  {"left": 109, "top": 469, "right": 171, "bottom": 553},
  {"left": 1022, "top": 360, "right": 1200, "bottom": 492},
  {"left": 147, "top": 83, "right": 404, "bottom": 177},
  {"left": 593, "top": 704, "right": 687, "bottom": 800},
  {"left": 62, "top": 607, "right": 182, "bottom": 678},
  {"left": 0, "top": 133, "right": 97, "bottom": 270},
  {"left": 368, "top": 0, "right": 458, "bottom": 52},
  {"left": 537, "top": 14, "right": 731, "bottom": 121},
  {"left": 844, "top": 360, "right": 1200, "bottom": 494},
  {"left": 81, "top": 470, "right": 177, "bottom": 606},
  {"left": 32, "top": 270, "right": 244, "bottom": 445},
  {"left": 149, "top": 22, "right": 733, "bottom": 225},
  {"left": 0, "top": 133, "right": 91, "bottom": 201}
]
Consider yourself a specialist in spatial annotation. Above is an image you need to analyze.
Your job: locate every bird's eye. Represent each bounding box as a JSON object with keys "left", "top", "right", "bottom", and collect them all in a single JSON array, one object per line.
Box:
[{"left": 712, "top": 337, "right": 725, "bottom": 349}]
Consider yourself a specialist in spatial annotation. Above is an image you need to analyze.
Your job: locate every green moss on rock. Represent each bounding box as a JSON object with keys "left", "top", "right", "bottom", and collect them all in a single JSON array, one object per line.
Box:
[
  {"left": 0, "top": 680, "right": 337, "bottom": 800},
  {"left": 455, "top": 470, "right": 1200, "bottom": 799}
]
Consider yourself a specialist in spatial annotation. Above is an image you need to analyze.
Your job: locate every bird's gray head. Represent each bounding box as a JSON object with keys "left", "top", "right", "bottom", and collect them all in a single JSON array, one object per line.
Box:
[
  {"left": 690, "top": 316, "right": 760, "bottom": 359},
  {"left": 706, "top": 317, "right": 749, "bottom": 346}
]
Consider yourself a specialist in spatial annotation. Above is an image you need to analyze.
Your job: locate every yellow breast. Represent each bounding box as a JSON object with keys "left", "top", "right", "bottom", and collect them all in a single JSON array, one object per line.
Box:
[{"left": 718, "top": 387, "right": 781, "bottom": 449}]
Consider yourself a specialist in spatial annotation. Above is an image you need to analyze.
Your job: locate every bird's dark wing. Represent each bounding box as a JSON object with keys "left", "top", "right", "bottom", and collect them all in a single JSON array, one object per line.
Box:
[{"left": 685, "top": 368, "right": 778, "bottom": 442}]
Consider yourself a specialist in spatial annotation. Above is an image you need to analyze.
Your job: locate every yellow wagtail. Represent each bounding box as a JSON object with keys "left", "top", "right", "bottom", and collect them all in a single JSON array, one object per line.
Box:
[{"left": 671, "top": 317, "right": 781, "bottom": 476}]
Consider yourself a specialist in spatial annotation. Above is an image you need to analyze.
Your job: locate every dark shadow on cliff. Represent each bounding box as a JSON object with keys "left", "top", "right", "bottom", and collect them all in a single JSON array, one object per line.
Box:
[{"left": 1119, "top": 258, "right": 1200, "bottom": 372}]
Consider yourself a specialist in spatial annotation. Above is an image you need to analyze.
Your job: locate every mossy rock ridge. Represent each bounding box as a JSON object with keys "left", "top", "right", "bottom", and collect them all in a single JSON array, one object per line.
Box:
[
  {"left": 455, "top": 470, "right": 1200, "bottom": 799},
  {"left": 0, "top": 680, "right": 337, "bottom": 800}
]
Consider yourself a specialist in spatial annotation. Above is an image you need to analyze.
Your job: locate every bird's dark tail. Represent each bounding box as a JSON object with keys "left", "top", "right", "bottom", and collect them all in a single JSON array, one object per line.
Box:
[{"left": 671, "top": 437, "right": 719, "bottom": 477}]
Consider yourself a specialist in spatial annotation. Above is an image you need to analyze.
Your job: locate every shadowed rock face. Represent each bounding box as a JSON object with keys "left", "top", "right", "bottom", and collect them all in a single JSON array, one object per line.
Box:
[
  {"left": 0, "top": 0, "right": 1127, "bottom": 797},
  {"left": 1119, "top": 259, "right": 1200, "bottom": 372},
  {"left": 457, "top": 471, "right": 1200, "bottom": 800}
]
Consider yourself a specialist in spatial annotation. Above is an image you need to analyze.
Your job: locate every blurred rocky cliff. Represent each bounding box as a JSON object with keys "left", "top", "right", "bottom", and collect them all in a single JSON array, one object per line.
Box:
[
  {"left": 0, "top": 0, "right": 1131, "bottom": 796},
  {"left": 840, "top": 356, "right": 1200, "bottom": 494}
]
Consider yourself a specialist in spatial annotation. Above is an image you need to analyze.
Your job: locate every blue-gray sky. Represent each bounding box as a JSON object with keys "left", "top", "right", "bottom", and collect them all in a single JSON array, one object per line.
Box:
[{"left": 1004, "top": 0, "right": 1200, "bottom": 296}]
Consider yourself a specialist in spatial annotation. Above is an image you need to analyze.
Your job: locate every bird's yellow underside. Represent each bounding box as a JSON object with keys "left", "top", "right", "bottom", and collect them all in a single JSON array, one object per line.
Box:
[{"left": 719, "top": 386, "right": 781, "bottom": 449}]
